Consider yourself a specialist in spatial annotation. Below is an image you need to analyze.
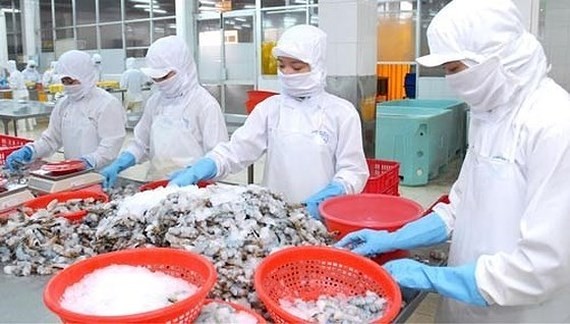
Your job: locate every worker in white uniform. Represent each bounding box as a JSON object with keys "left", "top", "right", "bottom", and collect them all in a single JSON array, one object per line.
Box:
[
  {"left": 100, "top": 36, "right": 228, "bottom": 187},
  {"left": 5, "top": 50, "right": 127, "bottom": 172},
  {"left": 42, "top": 61, "right": 59, "bottom": 88},
  {"left": 22, "top": 60, "right": 41, "bottom": 84},
  {"left": 336, "top": 0, "right": 570, "bottom": 322},
  {"left": 92, "top": 53, "right": 102, "bottom": 82},
  {"left": 120, "top": 57, "right": 146, "bottom": 113},
  {"left": 6, "top": 60, "right": 28, "bottom": 101},
  {"left": 169, "top": 25, "right": 369, "bottom": 219}
]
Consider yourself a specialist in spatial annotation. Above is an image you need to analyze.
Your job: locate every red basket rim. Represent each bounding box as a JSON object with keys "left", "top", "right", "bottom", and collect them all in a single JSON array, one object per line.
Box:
[
  {"left": 139, "top": 179, "right": 214, "bottom": 191},
  {"left": 253, "top": 246, "right": 402, "bottom": 323},
  {"left": 319, "top": 193, "right": 423, "bottom": 229},
  {"left": 43, "top": 248, "right": 217, "bottom": 323},
  {"left": 204, "top": 299, "right": 266, "bottom": 323},
  {"left": 41, "top": 159, "right": 86, "bottom": 172},
  {"left": 23, "top": 190, "right": 109, "bottom": 221}
]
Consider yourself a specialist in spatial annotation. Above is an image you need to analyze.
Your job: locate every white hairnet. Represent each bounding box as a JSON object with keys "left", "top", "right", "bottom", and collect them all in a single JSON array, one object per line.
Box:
[
  {"left": 141, "top": 36, "right": 198, "bottom": 89},
  {"left": 92, "top": 53, "right": 102, "bottom": 64},
  {"left": 7, "top": 60, "right": 17, "bottom": 73},
  {"left": 27, "top": 60, "right": 37, "bottom": 69},
  {"left": 126, "top": 57, "right": 136, "bottom": 70},
  {"left": 417, "top": 0, "right": 548, "bottom": 92},
  {"left": 272, "top": 24, "right": 327, "bottom": 88},
  {"left": 57, "top": 50, "right": 97, "bottom": 95}
]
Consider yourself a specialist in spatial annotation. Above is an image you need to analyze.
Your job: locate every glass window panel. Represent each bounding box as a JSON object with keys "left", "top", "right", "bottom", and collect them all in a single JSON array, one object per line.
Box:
[
  {"left": 77, "top": 26, "right": 97, "bottom": 50},
  {"left": 76, "top": 0, "right": 96, "bottom": 25},
  {"left": 126, "top": 48, "right": 148, "bottom": 58},
  {"left": 99, "top": 0, "right": 121, "bottom": 23},
  {"left": 126, "top": 0, "right": 150, "bottom": 20},
  {"left": 153, "top": 19, "right": 177, "bottom": 41},
  {"left": 261, "top": 9, "right": 306, "bottom": 75},
  {"left": 101, "top": 24, "right": 123, "bottom": 49},
  {"left": 126, "top": 21, "right": 151, "bottom": 47},
  {"left": 54, "top": 0, "right": 73, "bottom": 27},
  {"left": 230, "top": 0, "right": 256, "bottom": 10},
  {"left": 377, "top": 1, "right": 416, "bottom": 62},
  {"left": 5, "top": 12, "right": 13, "bottom": 31},
  {"left": 40, "top": 1, "right": 54, "bottom": 51},
  {"left": 309, "top": 6, "right": 318, "bottom": 26},
  {"left": 153, "top": 0, "right": 175, "bottom": 17},
  {"left": 197, "top": 16, "right": 222, "bottom": 82},
  {"left": 224, "top": 15, "right": 253, "bottom": 43},
  {"left": 418, "top": 0, "right": 452, "bottom": 77},
  {"left": 55, "top": 28, "right": 74, "bottom": 40},
  {"left": 261, "top": 0, "right": 286, "bottom": 7}
]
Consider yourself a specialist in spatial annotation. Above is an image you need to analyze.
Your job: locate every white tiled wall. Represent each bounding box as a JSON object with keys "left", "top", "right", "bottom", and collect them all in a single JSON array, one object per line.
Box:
[{"left": 542, "top": 0, "right": 570, "bottom": 91}]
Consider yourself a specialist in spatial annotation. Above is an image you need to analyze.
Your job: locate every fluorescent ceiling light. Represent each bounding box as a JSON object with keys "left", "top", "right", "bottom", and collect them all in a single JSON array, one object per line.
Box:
[
  {"left": 234, "top": 17, "right": 247, "bottom": 22},
  {"left": 1, "top": 8, "right": 20, "bottom": 13},
  {"left": 243, "top": 5, "right": 256, "bottom": 9},
  {"left": 134, "top": 4, "right": 151, "bottom": 8},
  {"left": 143, "top": 8, "right": 167, "bottom": 14},
  {"left": 242, "top": 23, "right": 251, "bottom": 28},
  {"left": 199, "top": 0, "right": 217, "bottom": 4},
  {"left": 129, "top": 0, "right": 157, "bottom": 3}
]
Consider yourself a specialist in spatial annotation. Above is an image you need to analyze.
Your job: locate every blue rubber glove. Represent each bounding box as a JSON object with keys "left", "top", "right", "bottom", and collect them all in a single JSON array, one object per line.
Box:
[
  {"left": 384, "top": 259, "right": 488, "bottom": 306},
  {"left": 302, "top": 181, "right": 346, "bottom": 219},
  {"left": 99, "top": 152, "right": 136, "bottom": 189},
  {"left": 5, "top": 146, "right": 33, "bottom": 172},
  {"left": 334, "top": 212, "right": 448, "bottom": 256},
  {"left": 168, "top": 157, "right": 217, "bottom": 187}
]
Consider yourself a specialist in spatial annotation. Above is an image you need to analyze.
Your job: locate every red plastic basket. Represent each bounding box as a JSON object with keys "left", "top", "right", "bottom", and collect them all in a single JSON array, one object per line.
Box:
[
  {"left": 363, "top": 159, "right": 400, "bottom": 195},
  {"left": 24, "top": 190, "right": 109, "bottom": 222},
  {"left": 0, "top": 134, "right": 33, "bottom": 164},
  {"left": 320, "top": 193, "right": 423, "bottom": 264},
  {"left": 202, "top": 299, "right": 266, "bottom": 324},
  {"left": 44, "top": 248, "right": 217, "bottom": 323},
  {"left": 139, "top": 179, "right": 214, "bottom": 192},
  {"left": 245, "top": 90, "right": 278, "bottom": 114},
  {"left": 254, "top": 246, "right": 401, "bottom": 324}
]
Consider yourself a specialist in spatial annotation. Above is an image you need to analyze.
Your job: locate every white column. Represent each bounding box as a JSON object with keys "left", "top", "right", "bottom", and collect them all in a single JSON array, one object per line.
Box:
[
  {"left": 21, "top": 0, "right": 40, "bottom": 62},
  {"left": 0, "top": 12, "right": 8, "bottom": 68},
  {"left": 175, "top": 0, "right": 196, "bottom": 57}
]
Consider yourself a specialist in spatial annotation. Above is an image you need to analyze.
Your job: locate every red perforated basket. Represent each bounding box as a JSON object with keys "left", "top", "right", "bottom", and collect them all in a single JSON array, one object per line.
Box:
[
  {"left": 363, "top": 159, "right": 400, "bottom": 195},
  {"left": 245, "top": 90, "right": 278, "bottom": 114},
  {"left": 24, "top": 189, "right": 109, "bottom": 222},
  {"left": 254, "top": 246, "right": 402, "bottom": 324},
  {"left": 202, "top": 299, "right": 266, "bottom": 324},
  {"left": 44, "top": 248, "right": 217, "bottom": 324},
  {"left": 139, "top": 179, "right": 214, "bottom": 192},
  {"left": 0, "top": 134, "right": 33, "bottom": 164}
]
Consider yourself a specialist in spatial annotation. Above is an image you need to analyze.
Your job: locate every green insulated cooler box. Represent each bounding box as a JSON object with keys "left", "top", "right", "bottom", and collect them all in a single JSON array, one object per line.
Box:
[{"left": 375, "top": 106, "right": 454, "bottom": 186}]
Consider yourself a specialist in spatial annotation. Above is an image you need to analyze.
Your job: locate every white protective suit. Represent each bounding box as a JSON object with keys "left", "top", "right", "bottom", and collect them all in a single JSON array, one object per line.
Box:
[
  {"left": 92, "top": 53, "right": 102, "bottom": 81},
  {"left": 126, "top": 36, "right": 228, "bottom": 180},
  {"left": 29, "top": 50, "right": 126, "bottom": 170},
  {"left": 42, "top": 61, "right": 60, "bottom": 87},
  {"left": 22, "top": 60, "right": 41, "bottom": 83},
  {"left": 120, "top": 57, "right": 146, "bottom": 112},
  {"left": 207, "top": 25, "right": 369, "bottom": 203},
  {"left": 416, "top": 0, "right": 570, "bottom": 322},
  {"left": 6, "top": 60, "right": 28, "bottom": 100}
]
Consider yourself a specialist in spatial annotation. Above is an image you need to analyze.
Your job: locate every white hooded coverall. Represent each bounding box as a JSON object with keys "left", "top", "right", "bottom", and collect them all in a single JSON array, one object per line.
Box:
[
  {"left": 419, "top": 0, "right": 570, "bottom": 322},
  {"left": 42, "top": 61, "right": 60, "bottom": 87},
  {"left": 120, "top": 57, "right": 146, "bottom": 112},
  {"left": 6, "top": 60, "right": 28, "bottom": 100},
  {"left": 29, "top": 50, "right": 126, "bottom": 170},
  {"left": 125, "top": 36, "right": 228, "bottom": 180},
  {"left": 22, "top": 60, "right": 41, "bottom": 83},
  {"left": 207, "top": 25, "right": 369, "bottom": 203}
]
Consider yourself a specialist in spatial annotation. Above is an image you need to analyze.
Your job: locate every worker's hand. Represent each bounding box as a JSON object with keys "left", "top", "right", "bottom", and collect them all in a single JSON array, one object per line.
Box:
[
  {"left": 99, "top": 152, "right": 136, "bottom": 189},
  {"left": 335, "top": 213, "right": 449, "bottom": 256},
  {"left": 5, "top": 146, "right": 33, "bottom": 172},
  {"left": 302, "top": 181, "right": 345, "bottom": 219},
  {"left": 384, "top": 259, "right": 488, "bottom": 306},
  {"left": 168, "top": 157, "right": 217, "bottom": 187},
  {"left": 335, "top": 229, "right": 394, "bottom": 256}
]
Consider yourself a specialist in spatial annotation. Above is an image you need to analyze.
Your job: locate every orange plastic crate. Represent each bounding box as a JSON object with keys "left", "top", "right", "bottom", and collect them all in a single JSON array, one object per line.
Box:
[
  {"left": 0, "top": 135, "right": 33, "bottom": 164},
  {"left": 363, "top": 159, "right": 400, "bottom": 195}
]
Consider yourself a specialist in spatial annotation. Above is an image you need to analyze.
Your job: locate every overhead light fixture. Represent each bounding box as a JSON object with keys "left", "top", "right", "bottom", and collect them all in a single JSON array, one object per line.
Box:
[
  {"left": 242, "top": 23, "right": 251, "bottom": 28},
  {"left": 129, "top": 0, "right": 157, "bottom": 3},
  {"left": 134, "top": 4, "right": 151, "bottom": 8},
  {"left": 1, "top": 8, "right": 21, "bottom": 13},
  {"left": 199, "top": 0, "right": 216, "bottom": 4}
]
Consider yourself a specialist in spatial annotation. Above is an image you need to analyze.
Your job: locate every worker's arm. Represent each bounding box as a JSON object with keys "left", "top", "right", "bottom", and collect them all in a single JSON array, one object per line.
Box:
[
  {"left": 331, "top": 103, "right": 369, "bottom": 194},
  {"left": 81, "top": 97, "right": 126, "bottom": 169},
  {"left": 476, "top": 118, "right": 570, "bottom": 306},
  {"left": 207, "top": 97, "right": 274, "bottom": 179},
  {"left": 124, "top": 95, "right": 158, "bottom": 163}
]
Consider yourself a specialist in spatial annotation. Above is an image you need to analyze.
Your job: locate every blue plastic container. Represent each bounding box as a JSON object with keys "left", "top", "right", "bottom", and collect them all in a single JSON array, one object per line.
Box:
[
  {"left": 375, "top": 107, "right": 454, "bottom": 186},
  {"left": 378, "top": 99, "right": 467, "bottom": 159}
]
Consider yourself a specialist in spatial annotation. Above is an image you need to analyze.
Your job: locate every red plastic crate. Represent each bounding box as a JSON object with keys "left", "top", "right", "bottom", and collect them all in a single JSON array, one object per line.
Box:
[
  {"left": 0, "top": 134, "right": 33, "bottom": 164},
  {"left": 362, "top": 159, "right": 400, "bottom": 195}
]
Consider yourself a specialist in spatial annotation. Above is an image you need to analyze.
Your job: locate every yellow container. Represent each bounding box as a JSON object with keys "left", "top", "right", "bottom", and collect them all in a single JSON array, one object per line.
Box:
[
  {"left": 49, "top": 84, "right": 64, "bottom": 94},
  {"left": 97, "top": 80, "right": 120, "bottom": 89},
  {"left": 261, "top": 41, "right": 278, "bottom": 75}
]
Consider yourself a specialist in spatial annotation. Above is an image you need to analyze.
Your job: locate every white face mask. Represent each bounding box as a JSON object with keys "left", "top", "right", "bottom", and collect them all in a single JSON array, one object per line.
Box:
[
  {"left": 63, "top": 84, "right": 84, "bottom": 101},
  {"left": 156, "top": 73, "right": 184, "bottom": 98},
  {"left": 446, "top": 57, "right": 519, "bottom": 120},
  {"left": 278, "top": 70, "right": 323, "bottom": 98}
]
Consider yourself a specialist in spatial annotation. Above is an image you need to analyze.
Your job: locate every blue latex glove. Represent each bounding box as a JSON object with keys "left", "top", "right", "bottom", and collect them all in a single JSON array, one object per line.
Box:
[
  {"left": 302, "top": 181, "right": 346, "bottom": 219},
  {"left": 99, "top": 152, "right": 136, "bottom": 189},
  {"left": 5, "top": 146, "right": 33, "bottom": 172},
  {"left": 384, "top": 259, "right": 488, "bottom": 306},
  {"left": 334, "top": 212, "right": 448, "bottom": 256},
  {"left": 168, "top": 157, "right": 217, "bottom": 187}
]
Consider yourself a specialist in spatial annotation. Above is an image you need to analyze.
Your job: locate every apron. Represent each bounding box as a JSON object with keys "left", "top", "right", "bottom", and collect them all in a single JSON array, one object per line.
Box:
[
  {"left": 262, "top": 98, "right": 334, "bottom": 203},
  {"left": 437, "top": 90, "right": 570, "bottom": 322},
  {"left": 61, "top": 107, "right": 99, "bottom": 162},
  {"left": 146, "top": 114, "right": 203, "bottom": 181}
]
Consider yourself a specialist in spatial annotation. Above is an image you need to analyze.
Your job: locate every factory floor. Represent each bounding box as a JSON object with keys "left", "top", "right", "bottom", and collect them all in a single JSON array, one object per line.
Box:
[{"left": 13, "top": 118, "right": 463, "bottom": 323}]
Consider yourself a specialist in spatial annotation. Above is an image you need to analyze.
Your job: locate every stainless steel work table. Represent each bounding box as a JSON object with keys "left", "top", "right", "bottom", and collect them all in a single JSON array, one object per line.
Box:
[{"left": 0, "top": 100, "right": 55, "bottom": 137}]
